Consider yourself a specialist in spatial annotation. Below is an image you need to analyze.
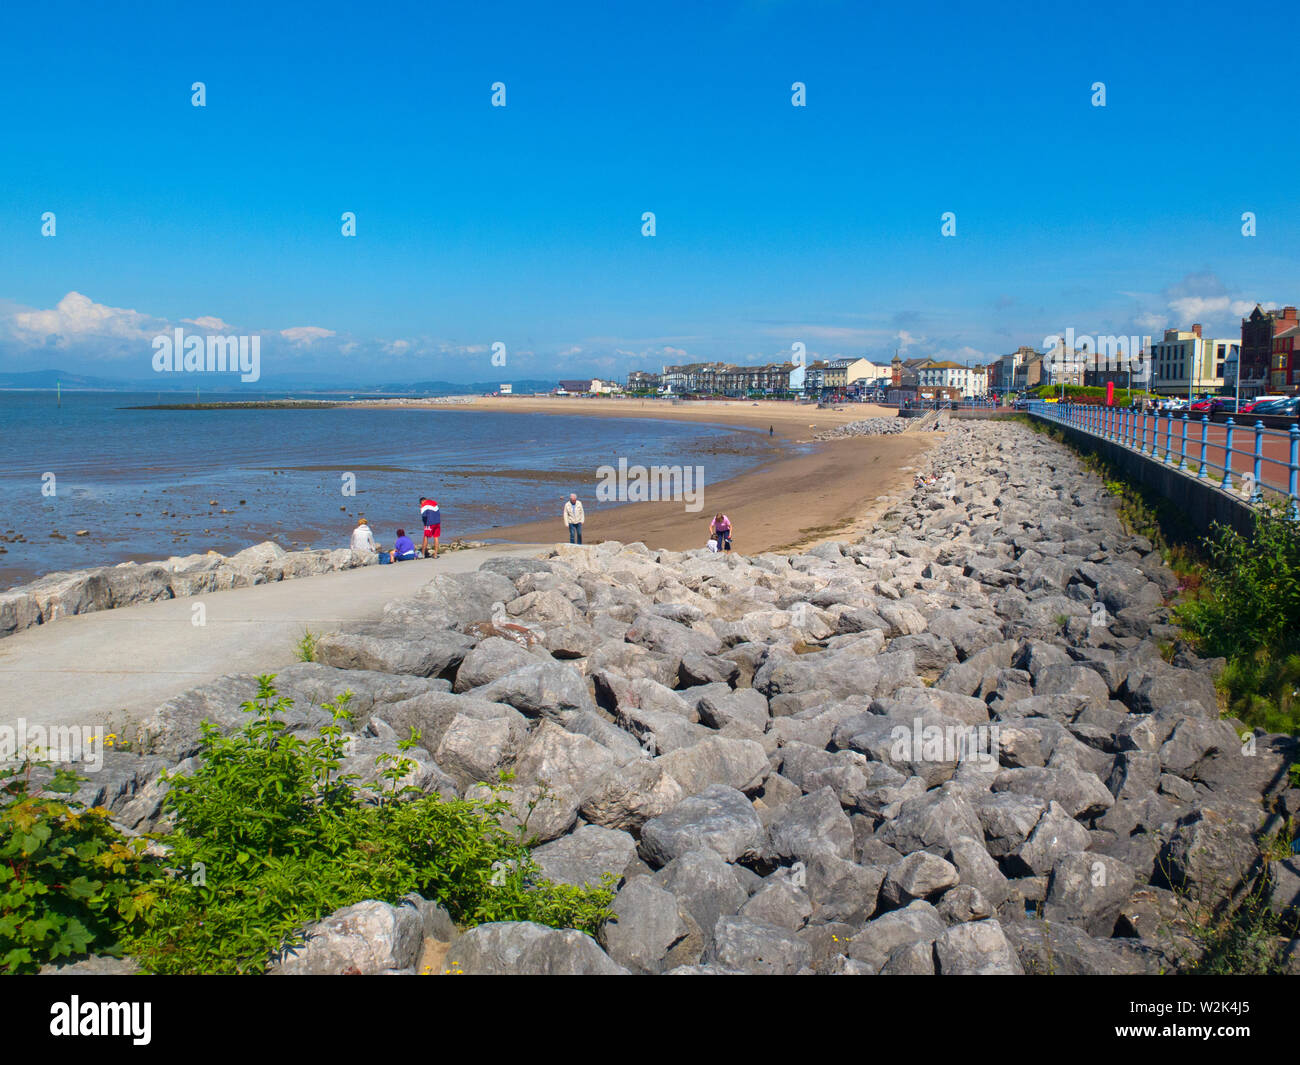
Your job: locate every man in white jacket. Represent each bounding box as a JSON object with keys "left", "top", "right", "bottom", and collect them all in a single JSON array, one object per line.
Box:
[{"left": 563, "top": 493, "right": 585, "bottom": 545}]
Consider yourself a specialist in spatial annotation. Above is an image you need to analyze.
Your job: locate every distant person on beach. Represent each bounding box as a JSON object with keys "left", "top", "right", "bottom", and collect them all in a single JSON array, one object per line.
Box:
[
  {"left": 710, "top": 513, "right": 732, "bottom": 552},
  {"left": 564, "top": 493, "right": 585, "bottom": 544},
  {"left": 769, "top": 425, "right": 773, "bottom": 436},
  {"left": 392, "top": 529, "right": 418, "bottom": 562},
  {"left": 350, "top": 517, "right": 376, "bottom": 554},
  {"left": 419, "top": 496, "right": 441, "bottom": 558}
]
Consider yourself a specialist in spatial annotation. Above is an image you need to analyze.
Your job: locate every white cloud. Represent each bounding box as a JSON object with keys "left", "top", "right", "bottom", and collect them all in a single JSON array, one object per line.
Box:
[
  {"left": 184, "top": 315, "right": 232, "bottom": 331},
  {"left": 279, "top": 325, "right": 336, "bottom": 345},
  {"left": 10, "top": 291, "right": 161, "bottom": 345}
]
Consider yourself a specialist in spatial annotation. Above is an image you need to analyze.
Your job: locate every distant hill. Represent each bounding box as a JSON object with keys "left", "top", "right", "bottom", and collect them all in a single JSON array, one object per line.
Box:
[
  {"left": 0, "top": 369, "right": 560, "bottom": 395},
  {"left": 0, "top": 369, "right": 131, "bottom": 390}
]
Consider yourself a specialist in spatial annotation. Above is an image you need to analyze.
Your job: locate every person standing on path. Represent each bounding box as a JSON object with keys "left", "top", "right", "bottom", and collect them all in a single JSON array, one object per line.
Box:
[
  {"left": 564, "top": 493, "right": 585, "bottom": 545},
  {"left": 419, "top": 497, "right": 441, "bottom": 558}
]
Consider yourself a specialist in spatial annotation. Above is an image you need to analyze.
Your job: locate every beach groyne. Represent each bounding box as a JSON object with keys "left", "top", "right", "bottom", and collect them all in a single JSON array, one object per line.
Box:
[{"left": 42, "top": 421, "right": 1297, "bottom": 975}]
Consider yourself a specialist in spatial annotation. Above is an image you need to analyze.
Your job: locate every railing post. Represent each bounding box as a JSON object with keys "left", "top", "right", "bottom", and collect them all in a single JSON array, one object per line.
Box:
[
  {"left": 1198, "top": 415, "right": 1208, "bottom": 478},
  {"left": 1289, "top": 425, "right": 1300, "bottom": 520},
  {"left": 1252, "top": 421, "right": 1265, "bottom": 504},
  {"left": 1222, "top": 418, "right": 1235, "bottom": 490},
  {"left": 1179, "top": 413, "right": 1188, "bottom": 470},
  {"left": 1164, "top": 412, "right": 1173, "bottom": 463}
]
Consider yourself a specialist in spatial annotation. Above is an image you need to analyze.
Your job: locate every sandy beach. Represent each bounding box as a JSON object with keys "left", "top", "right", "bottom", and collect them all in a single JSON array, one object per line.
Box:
[{"left": 348, "top": 396, "right": 941, "bottom": 553}]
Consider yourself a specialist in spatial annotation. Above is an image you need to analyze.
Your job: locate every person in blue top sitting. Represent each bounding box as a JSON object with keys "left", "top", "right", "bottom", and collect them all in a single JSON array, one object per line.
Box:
[{"left": 392, "top": 528, "right": 418, "bottom": 561}]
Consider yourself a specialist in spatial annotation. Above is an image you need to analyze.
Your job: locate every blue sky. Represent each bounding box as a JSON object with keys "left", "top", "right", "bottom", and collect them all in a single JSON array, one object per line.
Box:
[{"left": 1, "top": 0, "right": 1297, "bottom": 385}]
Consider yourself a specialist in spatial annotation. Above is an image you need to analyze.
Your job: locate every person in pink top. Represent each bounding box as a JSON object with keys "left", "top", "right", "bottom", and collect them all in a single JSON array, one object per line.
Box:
[{"left": 709, "top": 513, "right": 732, "bottom": 552}]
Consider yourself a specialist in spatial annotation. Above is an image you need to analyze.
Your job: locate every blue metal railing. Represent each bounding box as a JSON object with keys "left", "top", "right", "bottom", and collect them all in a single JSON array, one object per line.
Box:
[{"left": 1026, "top": 401, "right": 1300, "bottom": 519}]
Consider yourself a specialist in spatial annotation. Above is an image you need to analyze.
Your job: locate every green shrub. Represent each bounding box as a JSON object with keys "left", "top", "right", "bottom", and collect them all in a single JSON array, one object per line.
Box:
[
  {"left": 124, "top": 676, "right": 614, "bottom": 974},
  {"left": 0, "top": 763, "right": 157, "bottom": 973},
  {"left": 1177, "top": 509, "right": 1300, "bottom": 731},
  {"left": 294, "top": 629, "right": 317, "bottom": 662}
]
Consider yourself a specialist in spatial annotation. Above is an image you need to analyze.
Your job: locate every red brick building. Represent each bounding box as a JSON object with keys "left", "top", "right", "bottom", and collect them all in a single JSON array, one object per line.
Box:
[
  {"left": 1242, "top": 304, "right": 1298, "bottom": 397},
  {"left": 1272, "top": 323, "right": 1300, "bottom": 392}
]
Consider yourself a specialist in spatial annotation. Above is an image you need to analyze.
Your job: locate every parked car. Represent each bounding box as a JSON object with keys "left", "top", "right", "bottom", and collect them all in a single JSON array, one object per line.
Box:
[
  {"left": 1210, "top": 397, "right": 1240, "bottom": 414},
  {"left": 1240, "top": 395, "right": 1289, "bottom": 414},
  {"left": 1254, "top": 397, "right": 1300, "bottom": 418}
]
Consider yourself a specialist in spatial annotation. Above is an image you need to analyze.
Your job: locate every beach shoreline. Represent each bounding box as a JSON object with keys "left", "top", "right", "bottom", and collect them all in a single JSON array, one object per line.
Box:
[{"left": 345, "top": 396, "right": 939, "bottom": 553}]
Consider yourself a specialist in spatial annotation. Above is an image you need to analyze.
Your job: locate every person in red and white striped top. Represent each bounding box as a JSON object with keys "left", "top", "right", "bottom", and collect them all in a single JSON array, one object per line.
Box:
[{"left": 419, "top": 497, "right": 441, "bottom": 558}]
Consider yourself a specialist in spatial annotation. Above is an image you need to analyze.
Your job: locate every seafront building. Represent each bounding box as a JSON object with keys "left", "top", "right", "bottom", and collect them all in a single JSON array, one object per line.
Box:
[
  {"left": 915, "top": 360, "right": 988, "bottom": 398},
  {"left": 1271, "top": 322, "right": 1300, "bottom": 392},
  {"left": 1148, "top": 326, "right": 1234, "bottom": 397},
  {"left": 620, "top": 312, "right": 1289, "bottom": 401},
  {"left": 1240, "top": 305, "right": 1299, "bottom": 399}
]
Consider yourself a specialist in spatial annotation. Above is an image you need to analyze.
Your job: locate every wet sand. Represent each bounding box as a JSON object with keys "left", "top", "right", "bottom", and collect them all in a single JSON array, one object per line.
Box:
[{"left": 349, "top": 397, "right": 940, "bottom": 554}]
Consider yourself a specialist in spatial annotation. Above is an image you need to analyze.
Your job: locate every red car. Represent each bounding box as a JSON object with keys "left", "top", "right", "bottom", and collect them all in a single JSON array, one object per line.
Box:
[{"left": 1240, "top": 395, "right": 1289, "bottom": 414}]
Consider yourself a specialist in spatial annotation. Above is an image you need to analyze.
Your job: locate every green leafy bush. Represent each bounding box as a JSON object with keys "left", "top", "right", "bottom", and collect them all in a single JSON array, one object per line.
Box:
[
  {"left": 1177, "top": 509, "right": 1300, "bottom": 730},
  {"left": 125, "top": 676, "right": 613, "bottom": 974},
  {"left": 0, "top": 764, "right": 156, "bottom": 973}
]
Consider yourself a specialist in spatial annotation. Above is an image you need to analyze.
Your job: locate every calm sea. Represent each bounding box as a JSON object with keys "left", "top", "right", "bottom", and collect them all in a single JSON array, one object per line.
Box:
[{"left": 0, "top": 392, "right": 770, "bottom": 589}]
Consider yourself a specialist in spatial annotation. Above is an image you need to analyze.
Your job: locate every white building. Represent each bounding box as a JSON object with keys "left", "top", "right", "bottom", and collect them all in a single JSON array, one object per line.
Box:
[
  {"left": 1150, "top": 326, "right": 1233, "bottom": 396},
  {"left": 916, "top": 360, "right": 988, "bottom": 397}
]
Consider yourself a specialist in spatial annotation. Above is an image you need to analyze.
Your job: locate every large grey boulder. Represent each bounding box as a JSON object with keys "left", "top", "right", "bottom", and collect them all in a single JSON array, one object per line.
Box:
[
  {"left": 847, "top": 900, "right": 944, "bottom": 969},
  {"left": 453, "top": 636, "right": 545, "bottom": 691},
  {"left": 601, "top": 877, "right": 694, "bottom": 974},
  {"left": 580, "top": 760, "right": 685, "bottom": 832},
  {"left": 710, "top": 916, "right": 811, "bottom": 975},
  {"left": 656, "top": 736, "right": 769, "bottom": 796},
  {"left": 1158, "top": 801, "right": 1264, "bottom": 907},
  {"left": 1014, "top": 800, "right": 1093, "bottom": 877},
  {"left": 880, "top": 851, "right": 959, "bottom": 907},
  {"left": 469, "top": 661, "right": 596, "bottom": 720},
  {"left": 993, "top": 765, "right": 1114, "bottom": 819},
  {"left": 655, "top": 848, "right": 748, "bottom": 941},
  {"left": 532, "top": 825, "right": 637, "bottom": 888},
  {"left": 878, "top": 787, "right": 984, "bottom": 857},
  {"left": 313, "top": 623, "right": 474, "bottom": 678},
  {"left": 445, "top": 921, "right": 627, "bottom": 975},
  {"left": 268, "top": 900, "right": 423, "bottom": 975},
  {"left": 1043, "top": 852, "right": 1137, "bottom": 937},
  {"left": 640, "top": 785, "right": 765, "bottom": 867},
  {"left": 933, "top": 919, "right": 1024, "bottom": 974},
  {"left": 767, "top": 787, "right": 854, "bottom": 863},
  {"left": 740, "top": 877, "right": 813, "bottom": 930},
  {"left": 1005, "top": 919, "right": 1156, "bottom": 975}
]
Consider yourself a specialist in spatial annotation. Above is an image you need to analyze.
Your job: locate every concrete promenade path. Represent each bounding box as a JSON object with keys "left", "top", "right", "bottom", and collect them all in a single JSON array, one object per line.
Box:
[{"left": 0, "top": 544, "right": 547, "bottom": 729}]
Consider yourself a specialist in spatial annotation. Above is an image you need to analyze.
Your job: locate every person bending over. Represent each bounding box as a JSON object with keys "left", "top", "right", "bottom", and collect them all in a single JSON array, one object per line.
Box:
[{"left": 710, "top": 513, "right": 732, "bottom": 552}]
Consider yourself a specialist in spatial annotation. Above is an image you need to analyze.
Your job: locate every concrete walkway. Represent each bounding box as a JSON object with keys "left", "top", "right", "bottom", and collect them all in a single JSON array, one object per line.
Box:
[{"left": 0, "top": 544, "right": 548, "bottom": 728}]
